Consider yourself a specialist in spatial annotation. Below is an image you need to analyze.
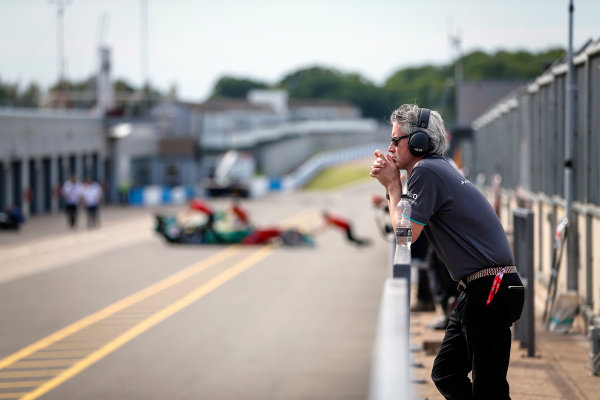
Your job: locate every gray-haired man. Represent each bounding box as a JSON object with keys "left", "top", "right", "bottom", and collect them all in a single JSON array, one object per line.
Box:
[{"left": 370, "top": 104, "right": 524, "bottom": 399}]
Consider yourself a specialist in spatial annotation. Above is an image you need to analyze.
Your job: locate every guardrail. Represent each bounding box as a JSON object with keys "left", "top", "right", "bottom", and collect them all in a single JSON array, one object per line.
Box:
[
  {"left": 125, "top": 143, "right": 384, "bottom": 203},
  {"left": 250, "top": 143, "right": 385, "bottom": 197},
  {"left": 369, "top": 240, "right": 412, "bottom": 400},
  {"left": 288, "top": 143, "right": 379, "bottom": 188}
]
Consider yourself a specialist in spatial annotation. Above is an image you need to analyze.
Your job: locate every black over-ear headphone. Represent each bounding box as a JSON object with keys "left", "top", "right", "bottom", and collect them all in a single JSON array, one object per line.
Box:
[{"left": 408, "top": 108, "right": 431, "bottom": 157}]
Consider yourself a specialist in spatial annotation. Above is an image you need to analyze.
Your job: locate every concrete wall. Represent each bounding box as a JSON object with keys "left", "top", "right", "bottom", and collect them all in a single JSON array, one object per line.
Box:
[
  {"left": 255, "top": 136, "right": 313, "bottom": 176},
  {"left": 113, "top": 123, "right": 158, "bottom": 186},
  {"left": 0, "top": 105, "right": 391, "bottom": 214},
  {"left": 205, "top": 119, "right": 385, "bottom": 176},
  {"left": 0, "top": 109, "right": 104, "bottom": 216},
  {"left": 0, "top": 109, "right": 103, "bottom": 160},
  {"left": 255, "top": 125, "right": 388, "bottom": 176}
]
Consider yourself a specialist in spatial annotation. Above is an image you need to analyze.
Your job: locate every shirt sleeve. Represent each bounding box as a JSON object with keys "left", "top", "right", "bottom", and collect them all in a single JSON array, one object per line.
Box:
[{"left": 407, "top": 165, "right": 450, "bottom": 226}]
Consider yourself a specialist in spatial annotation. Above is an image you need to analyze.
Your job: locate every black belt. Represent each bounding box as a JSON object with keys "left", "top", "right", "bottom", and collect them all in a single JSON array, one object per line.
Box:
[{"left": 457, "top": 266, "right": 518, "bottom": 292}]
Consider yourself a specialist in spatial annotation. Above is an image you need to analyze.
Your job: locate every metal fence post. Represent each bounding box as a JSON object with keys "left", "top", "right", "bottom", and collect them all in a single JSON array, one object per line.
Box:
[
  {"left": 513, "top": 208, "right": 535, "bottom": 357},
  {"left": 393, "top": 262, "right": 411, "bottom": 306},
  {"left": 590, "top": 326, "right": 600, "bottom": 376}
]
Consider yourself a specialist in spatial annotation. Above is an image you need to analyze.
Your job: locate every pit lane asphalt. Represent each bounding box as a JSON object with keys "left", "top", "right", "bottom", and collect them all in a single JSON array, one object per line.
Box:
[{"left": 0, "top": 179, "right": 389, "bottom": 400}]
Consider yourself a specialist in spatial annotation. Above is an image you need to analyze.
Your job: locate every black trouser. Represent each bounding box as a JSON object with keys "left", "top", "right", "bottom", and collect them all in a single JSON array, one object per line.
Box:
[
  {"left": 413, "top": 237, "right": 434, "bottom": 303},
  {"left": 417, "top": 268, "right": 434, "bottom": 302},
  {"left": 345, "top": 226, "right": 369, "bottom": 246},
  {"left": 432, "top": 273, "right": 524, "bottom": 400},
  {"left": 65, "top": 204, "right": 78, "bottom": 228},
  {"left": 427, "top": 249, "right": 457, "bottom": 313},
  {"left": 86, "top": 205, "right": 99, "bottom": 227}
]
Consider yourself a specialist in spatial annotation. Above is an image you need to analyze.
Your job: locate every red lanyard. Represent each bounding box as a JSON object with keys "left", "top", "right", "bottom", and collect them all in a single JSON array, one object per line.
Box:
[{"left": 486, "top": 267, "right": 505, "bottom": 306}]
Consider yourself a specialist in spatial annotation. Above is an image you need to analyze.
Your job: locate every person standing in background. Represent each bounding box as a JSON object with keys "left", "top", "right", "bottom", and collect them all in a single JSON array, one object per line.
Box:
[
  {"left": 61, "top": 174, "right": 82, "bottom": 229},
  {"left": 313, "top": 210, "right": 371, "bottom": 247},
  {"left": 82, "top": 177, "right": 103, "bottom": 228}
]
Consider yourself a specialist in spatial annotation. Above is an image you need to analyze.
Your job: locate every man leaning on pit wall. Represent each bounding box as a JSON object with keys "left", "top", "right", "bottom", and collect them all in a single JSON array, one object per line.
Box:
[{"left": 370, "top": 103, "right": 524, "bottom": 400}]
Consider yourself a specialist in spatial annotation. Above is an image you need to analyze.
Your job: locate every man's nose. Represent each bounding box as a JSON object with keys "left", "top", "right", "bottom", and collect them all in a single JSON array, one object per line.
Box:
[{"left": 387, "top": 142, "right": 394, "bottom": 153}]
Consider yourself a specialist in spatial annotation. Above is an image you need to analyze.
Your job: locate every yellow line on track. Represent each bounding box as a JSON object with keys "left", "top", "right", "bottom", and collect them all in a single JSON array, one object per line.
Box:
[
  {"left": 21, "top": 245, "right": 273, "bottom": 400},
  {"left": 22, "top": 350, "right": 92, "bottom": 359},
  {"left": 0, "top": 381, "right": 46, "bottom": 389},
  {"left": 0, "top": 208, "right": 310, "bottom": 399},
  {"left": 0, "top": 245, "right": 241, "bottom": 371},
  {"left": 0, "top": 393, "right": 27, "bottom": 399},
  {"left": 8, "top": 359, "right": 76, "bottom": 369},
  {"left": 0, "top": 371, "right": 60, "bottom": 379}
]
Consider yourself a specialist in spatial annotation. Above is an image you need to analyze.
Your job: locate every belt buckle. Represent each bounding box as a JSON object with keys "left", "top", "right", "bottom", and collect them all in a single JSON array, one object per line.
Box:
[{"left": 457, "top": 280, "right": 467, "bottom": 293}]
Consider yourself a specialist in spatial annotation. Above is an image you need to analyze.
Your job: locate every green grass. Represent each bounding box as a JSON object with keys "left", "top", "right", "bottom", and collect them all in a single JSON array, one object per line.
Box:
[{"left": 304, "top": 164, "right": 371, "bottom": 190}]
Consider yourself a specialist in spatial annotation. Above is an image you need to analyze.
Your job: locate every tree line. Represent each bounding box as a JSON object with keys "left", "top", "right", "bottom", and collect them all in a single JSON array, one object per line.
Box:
[
  {"left": 212, "top": 48, "right": 564, "bottom": 124},
  {"left": 0, "top": 48, "right": 563, "bottom": 124}
]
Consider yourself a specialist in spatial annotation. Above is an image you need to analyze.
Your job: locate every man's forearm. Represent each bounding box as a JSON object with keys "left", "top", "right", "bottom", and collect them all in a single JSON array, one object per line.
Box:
[{"left": 386, "top": 182, "right": 402, "bottom": 234}]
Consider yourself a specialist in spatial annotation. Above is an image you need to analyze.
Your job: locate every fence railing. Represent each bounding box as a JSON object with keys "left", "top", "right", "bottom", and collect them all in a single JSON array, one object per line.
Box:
[
  {"left": 369, "top": 239, "right": 412, "bottom": 400},
  {"left": 470, "top": 39, "right": 600, "bottom": 330},
  {"left": 492, "top": 188, "right": 600, "bottom": 326}
]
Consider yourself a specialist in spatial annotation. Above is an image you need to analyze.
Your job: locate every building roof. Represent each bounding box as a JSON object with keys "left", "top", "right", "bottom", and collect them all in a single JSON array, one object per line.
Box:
[
  {"left": 456, "top": 80, "right": 525, "bottom": 128},
  {"left": 288, "top": 98, "right": 356, "bottom": 109},
  {"left": 194, "top": 98, "right": 274, "bottom": 112}
]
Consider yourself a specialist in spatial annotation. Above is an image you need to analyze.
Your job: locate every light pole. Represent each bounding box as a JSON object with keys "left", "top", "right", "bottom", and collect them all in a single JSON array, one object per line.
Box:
[
  {"left": 565, "top": 0, "right": 576, "bottom": 291},
  {"left": 49, "top": 0, "right": 71, "bottom": 106}
]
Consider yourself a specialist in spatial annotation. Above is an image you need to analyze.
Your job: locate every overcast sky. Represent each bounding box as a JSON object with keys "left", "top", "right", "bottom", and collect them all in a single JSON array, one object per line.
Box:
[{"left": 1, "top": 0, "right": 599, "bottom": 102}]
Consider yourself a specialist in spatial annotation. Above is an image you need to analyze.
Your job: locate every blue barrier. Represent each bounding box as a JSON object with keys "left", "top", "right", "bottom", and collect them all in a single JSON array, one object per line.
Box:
[
  {"left": 128, "top": 188, "right": 144, "bottom": 205},
  {"left": 127, "top": 185, "right": 196, "bottom": 206},
  {"left": 269, "top": 178, "right": 282, "bottom": 190}
]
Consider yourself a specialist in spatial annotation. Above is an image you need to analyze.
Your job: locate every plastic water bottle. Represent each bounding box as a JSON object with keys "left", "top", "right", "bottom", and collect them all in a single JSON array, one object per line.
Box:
[{"left": 394, "top": 194, "right": 412, "bottom": 265}]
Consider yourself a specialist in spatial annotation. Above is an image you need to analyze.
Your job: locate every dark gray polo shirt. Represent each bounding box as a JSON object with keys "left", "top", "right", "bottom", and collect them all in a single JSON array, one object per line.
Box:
[{"left": 407, "top": 155, "right": 515, "bottom": 281}]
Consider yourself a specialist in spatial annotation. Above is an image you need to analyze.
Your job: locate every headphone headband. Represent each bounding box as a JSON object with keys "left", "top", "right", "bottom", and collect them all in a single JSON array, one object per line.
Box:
[{"left": 416, "top": 108, "right": 431, "bottom": 129}]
